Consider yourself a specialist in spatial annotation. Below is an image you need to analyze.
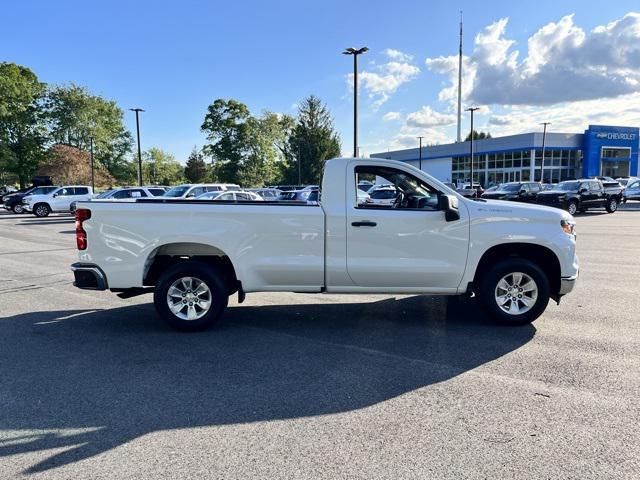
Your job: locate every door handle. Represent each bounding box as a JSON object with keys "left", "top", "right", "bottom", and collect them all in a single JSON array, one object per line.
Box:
[{"left": 351, "top": 221, "right": 377, "bottom": 227}]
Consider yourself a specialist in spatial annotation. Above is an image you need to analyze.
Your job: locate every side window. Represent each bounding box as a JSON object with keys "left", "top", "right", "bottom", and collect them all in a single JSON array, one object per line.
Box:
[
  {"left": 58, "top": 188, "right": 71, "bottom": 196},
  {"left": 590, "top": 181, "right": 600, "bottom": 191},
  {"left": 579, "top": 182, "right": 589, "bottom": 191},
  {"left": 520, "top": 184, "right": 530, "bottom": 193},
  {"left": 236, "top": 193, "right": 250, "bottom": 200},
  {"left": 217, "top": 192, "right": 234, "bottom": 201},
  {"left": 190, "top": 187, "right": 205, "bottom": 197},
  {"left": 206, "top": 186, "right": 221, "bottom": 192},
  {"left": 112, "top": 190, "right": 131, "bottom": 199},
  {"left": 629, "top": 181, "right": 639, "bottom": 189},
  {"left": 354, "top": 165, "right": 440, "bottom": 210},
  {"left": 131, "top": 189, "right": 146, "bottom": 197},
  {"left": 75, "top": 187, "right": 89, "bottom": 195}
]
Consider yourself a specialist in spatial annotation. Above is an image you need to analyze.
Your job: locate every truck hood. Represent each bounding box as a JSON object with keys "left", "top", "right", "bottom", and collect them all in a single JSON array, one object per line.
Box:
[{"left": 467, "top": 198, "right": 573, "bottom": 222}]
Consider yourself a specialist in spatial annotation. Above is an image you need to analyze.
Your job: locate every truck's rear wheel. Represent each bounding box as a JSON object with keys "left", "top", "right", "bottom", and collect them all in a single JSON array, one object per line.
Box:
[
  {"left": 478, "top": 258, "right": 550, "bottom": 325},
  {"left": 153, "top": 261, "right": 228, "bottom": 331},
  {"left": 605, "top": 198, "right": 618, "bottom": 213}
]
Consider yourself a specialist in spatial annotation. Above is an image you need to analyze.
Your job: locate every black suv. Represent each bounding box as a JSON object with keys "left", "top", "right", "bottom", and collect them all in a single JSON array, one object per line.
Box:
[
  {"left": 481, "top": 182, "right": 542, "bottom": 203},
  {"left": 536, "top": 179, "right": 622, "bottom": 215},
  {"left": 2, "top": 186, "right": 58, "bottom": 214}
]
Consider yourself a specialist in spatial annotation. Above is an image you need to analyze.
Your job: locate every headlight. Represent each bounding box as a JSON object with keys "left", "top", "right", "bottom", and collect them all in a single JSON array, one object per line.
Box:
[{"left": 561, "top": 219, "right": 575, "bottom": 235}]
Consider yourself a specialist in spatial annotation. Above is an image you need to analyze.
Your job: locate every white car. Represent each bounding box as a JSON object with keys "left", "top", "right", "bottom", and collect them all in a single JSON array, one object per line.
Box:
[
  {"left": 367, "top": 186, "right": 398, "bottom": 206},
  {"left": 196, "top": 191, "right": 264, "bottom": 201},
  {"left": 163, "top": 184, "right": 241, "bottom": 199},
  {"left": 24, "top": 185, "right": 93, "bottom": 217}
]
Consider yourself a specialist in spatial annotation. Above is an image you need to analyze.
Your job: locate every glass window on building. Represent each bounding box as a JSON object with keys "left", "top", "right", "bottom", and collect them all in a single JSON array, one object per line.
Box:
[{"left": 602, "top": 147, "right": 631, "bottom": 159}]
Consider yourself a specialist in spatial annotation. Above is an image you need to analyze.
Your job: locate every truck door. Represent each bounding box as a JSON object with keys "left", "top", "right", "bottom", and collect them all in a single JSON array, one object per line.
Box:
[{"left": 346, "top": 163, "right": 469, "bottom": 290}]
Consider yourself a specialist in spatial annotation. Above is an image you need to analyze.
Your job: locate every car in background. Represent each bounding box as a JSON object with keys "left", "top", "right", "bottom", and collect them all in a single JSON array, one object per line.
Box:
[
  {"left": 23, "top": 185, "right": 93, "bottom": 217},
  {"left": 277, "top": 189, "right": 320, "bottom": 203},
  {"left": 356, "top": 189, "right": 371, "bottom": 205},
  {"left": 614, "top": 177, "right": 638, "bottom": 202},
  {"left": 246, "top": 188, "right": 282, "bottom": 200},
  {"left": 357, "top": 180, "right": 375, "bottom": 192},
  {"left": 196, "top": 191, "right": 264, "bottom": 201},
  {"left": 367, "top": 186, "right": 398, "bottom": 206},
  {"left": 0, "top": 185, "right": 17, "bottom": 203},
  {"left": 624, "top": 178, "right": 640, "bottom": 201},
  {"left": 163, "top": 183, "right": 241, "bottom": 199},
  {"left": 536, "top": 179, "right": 622, "bottom": 215},
  {"left": 481, "top": 182, "right": 542, "bottom": 203},
  {"left": 3, "top": 186, "right": 58, "bottom": 214},
  {"left": 69, "top": 186, "right": 166, "bottom": 213}
]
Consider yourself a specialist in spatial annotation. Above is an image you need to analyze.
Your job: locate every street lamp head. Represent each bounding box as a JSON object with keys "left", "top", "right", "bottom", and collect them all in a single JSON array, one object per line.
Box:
[
  {"left": 129, "top": 108, "right": 145, "bottom": 113},
  {"left": 342, "top": 47, "right": 368, "bottom": 55},
  {"left": 465, "top": 106, "right": 480, "bottom": 112}
]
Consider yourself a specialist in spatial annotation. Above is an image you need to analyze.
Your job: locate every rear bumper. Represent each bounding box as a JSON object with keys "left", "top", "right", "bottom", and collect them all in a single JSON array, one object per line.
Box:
[{"left": 71, "top": 263, "right": 108, "bottom": 290}]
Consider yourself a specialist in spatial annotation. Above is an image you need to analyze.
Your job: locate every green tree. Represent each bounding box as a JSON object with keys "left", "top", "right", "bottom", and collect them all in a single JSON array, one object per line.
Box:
[
  {"left": 184, "top": 148, "right": 209, "bottom": 183},
  {"left": 47, "top": 84, "right": 132, "bottom": 181},
  {"left": 0, "top": 63, "right": 48, "bottom": 187},
  {"left": 142, "top": 147, "right": 184, "bottom": 185},
  {"left": 285, "top": 95, "right": 341, "bottom": 185},
  {"left": 464, "top": 130, "right": 492, "bottom": 141},
  {"left": 201, "top": 99, "right": 294, "bottom": 186}
]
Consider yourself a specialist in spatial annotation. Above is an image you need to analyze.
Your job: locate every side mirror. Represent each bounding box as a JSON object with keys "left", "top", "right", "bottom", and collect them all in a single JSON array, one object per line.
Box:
[
  {"left": 519, "top": 189, "right": 526, "bottom": 194},
  {"left": 579, "top": 188, "right": 587, "bottom": 194},
  {"left": 52, "top": 193, "right": 58, "bottom": 198},
  {"left": 438, "top": 194, "right": 460, "bottom": 222},
  {"left": 186, "top": 193, "right": 195, "bottom": 198}
]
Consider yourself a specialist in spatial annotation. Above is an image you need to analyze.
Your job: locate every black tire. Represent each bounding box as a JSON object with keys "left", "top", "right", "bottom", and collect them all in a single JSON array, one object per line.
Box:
[
  {"left": 11, "top": 203, "right": 24, "bottom": 214},
  {"left": 33, "top": 203, "right": 51, "bottom": 217},
  {"left": 153, "top": 260, "right": 228, "bottom": 331},
  {"left": 567, "top": 200, "right": 578, "bottom": 216},
  {"left": 605, "top": 197, "right": 618, "bottom": 213},
  {"left": 478, "top": 258, "right": 550, "bottom": 326}
]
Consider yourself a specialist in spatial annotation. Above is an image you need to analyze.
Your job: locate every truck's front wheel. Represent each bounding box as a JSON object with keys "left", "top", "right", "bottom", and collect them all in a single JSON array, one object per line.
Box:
[
  {"left": 153, "top": 261, "right": 228, "bottom": 331},
  {"left": 478, "top": 258, "right": 550, "bottom": 325}
]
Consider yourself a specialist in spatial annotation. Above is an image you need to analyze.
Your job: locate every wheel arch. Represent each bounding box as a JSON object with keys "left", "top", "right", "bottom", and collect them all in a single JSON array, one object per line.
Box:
[
  {"left": 472, "top": 242, "right": 561, "bottom": 295},
  {"left": 143, "top": 242, "right": 239, "bottom": 295}
]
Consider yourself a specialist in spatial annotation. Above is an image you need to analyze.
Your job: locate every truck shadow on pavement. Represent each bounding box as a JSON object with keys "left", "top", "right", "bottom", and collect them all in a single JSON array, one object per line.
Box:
[{"left": 0, "top": 295, "right": 535, "bottom": 473}]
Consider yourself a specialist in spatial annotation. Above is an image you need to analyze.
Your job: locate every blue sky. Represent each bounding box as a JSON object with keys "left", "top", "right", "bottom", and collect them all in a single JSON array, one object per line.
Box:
[{"left": 2, "top": 0, "right": 640, "bottom": 162}]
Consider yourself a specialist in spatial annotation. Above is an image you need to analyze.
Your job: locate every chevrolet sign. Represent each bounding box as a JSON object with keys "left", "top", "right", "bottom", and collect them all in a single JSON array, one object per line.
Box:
[{"left": 595, "top": 132, "right": 637, "bottom": 140}]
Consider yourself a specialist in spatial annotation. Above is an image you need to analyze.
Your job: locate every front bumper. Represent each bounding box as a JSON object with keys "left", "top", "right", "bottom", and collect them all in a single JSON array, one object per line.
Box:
[
  {"left": 71, "top": 263, "right": 108, "bottom": 290},
  {"left": 559, "top": 274, "right": 578, "bottom": 295}
]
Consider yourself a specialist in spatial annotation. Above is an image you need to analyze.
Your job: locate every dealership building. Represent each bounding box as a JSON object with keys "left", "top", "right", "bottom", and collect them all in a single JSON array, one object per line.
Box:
[{"left": 371, "top": 125, "right": 639, "bottom": 186}]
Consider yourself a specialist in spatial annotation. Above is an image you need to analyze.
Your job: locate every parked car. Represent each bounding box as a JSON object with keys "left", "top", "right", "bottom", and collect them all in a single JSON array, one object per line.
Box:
[
  {"left": 462, "top": 182, "right": 484, "bottom": 197},
  {"left": 357, "top": 180, "right": 375, "bottom": 192},
  {"left": 277, "top": 189, "right": 319, "bottom": 203},
  {"left": 268, "top": 185, "right": 304, "bottom": 192},
  {"left": 624, "top": 178, "right": 640, "bottom": 201},
  {"left": 0, "top": 185, "right": 17, "bottom": 203},
  {"left": 536, "top": 179, "right": 622, "bottom": 215},
  {"left": 3, "top": 186, "right": 58, "bottom": 214},
  {"left": 614, "top": 177, "right": 638, "bottom": 202},
  {"left": 367, "top": 186, "right": 398, "bottom": 206},
  {"left": 23, "top": 186, "right": 94, "bottom": 217},
  {"left": 196, "top": 191, "right": 264, "bottom": 201},
  {"left": 69, "top": 186, "right": 166, "bottom": 213},
  {"left": 246, "top": 188, "right": 282, "bottom": 200},
  {"left": 70, "top": 156, "right": 578, "bottom": 331},
  {"left": 163, "top": 184, "right": 241, "bottom": 199},
  {"left": 481, "top": 182, "right": 542, "bottom": 203}
]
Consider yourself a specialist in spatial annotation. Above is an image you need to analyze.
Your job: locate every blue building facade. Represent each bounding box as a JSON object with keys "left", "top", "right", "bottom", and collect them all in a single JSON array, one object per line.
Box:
[{"left": 372, "top": 124, "right": 639, "bottom": 186}]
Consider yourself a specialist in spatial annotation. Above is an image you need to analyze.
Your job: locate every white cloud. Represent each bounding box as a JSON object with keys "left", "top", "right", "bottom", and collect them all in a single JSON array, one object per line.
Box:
[
  {"left": 383, "top": 111, "right": 401, "bottom": 121},
  {"left": 348, "top": 49, "right": 420, "bottom": 108},
  {"left": 426, "top": 12, "right": 640, "bottom": 106},
  {"left": 406, "top": 106, "right": 456, "bottom": 128},
  {"left": 383, "top": 48, "right": 414, "bottom": 62}
]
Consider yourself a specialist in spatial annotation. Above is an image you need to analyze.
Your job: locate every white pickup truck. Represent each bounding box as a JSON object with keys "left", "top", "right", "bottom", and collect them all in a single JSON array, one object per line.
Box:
[{"left": 71, "top": 157, "right": 579, "bottom": 330}]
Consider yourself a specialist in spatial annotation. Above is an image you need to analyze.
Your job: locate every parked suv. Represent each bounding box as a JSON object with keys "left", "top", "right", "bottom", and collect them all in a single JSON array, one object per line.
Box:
[
  {"left": 536, "top": 179, "right": 621, "bottom": 215},
  {"left": 481, "top": 182, "right": 542, "bottom": 203},
  {"left": 23, "top": 186, "right": 94, "bottom": 217}
]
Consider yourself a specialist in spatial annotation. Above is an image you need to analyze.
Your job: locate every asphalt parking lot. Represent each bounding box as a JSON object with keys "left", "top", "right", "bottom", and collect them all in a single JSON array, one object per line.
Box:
[{"left": 0, "top": 209, "right": 639, "bottom": 479}]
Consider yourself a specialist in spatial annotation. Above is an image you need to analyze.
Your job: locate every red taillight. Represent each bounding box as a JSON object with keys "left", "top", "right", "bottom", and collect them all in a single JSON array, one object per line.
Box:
[{"left": 75, "top": 208, "right": 91, "bottom": 250}]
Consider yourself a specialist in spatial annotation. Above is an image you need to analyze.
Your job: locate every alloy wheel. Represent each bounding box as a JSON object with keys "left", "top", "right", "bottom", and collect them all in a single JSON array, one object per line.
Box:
[
  {"left": 166, "top": 276, "right": 212, "bottom": 321},
  {"left": 494, "top": 272, "right": 538, "bottom": 315}
]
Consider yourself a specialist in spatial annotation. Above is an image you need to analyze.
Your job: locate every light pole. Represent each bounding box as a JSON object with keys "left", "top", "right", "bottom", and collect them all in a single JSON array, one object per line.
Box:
[
  {"left": 540, "top": 122, "right": 551, "bottom": 183},
  {"left": 343, "top": 47, "right": 369, "bottom": 157},
  {"left": 130, "top": 108, "right": 145, "bottom": 186},
  {"left": 417, "top": 136, "right": 424, "bottom": 171},
  {"left": 466, "top": 107, "right": 480, "bottom": 191},
  {"left": 89, "top": 137, "right": 95, "bottom": 191}
]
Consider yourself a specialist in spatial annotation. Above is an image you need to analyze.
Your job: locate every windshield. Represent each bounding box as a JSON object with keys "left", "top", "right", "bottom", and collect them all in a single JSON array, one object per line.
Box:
[
  {"left": 501, "top": 183, "right": 521, "bottom": 192},
  {"left": 164, "top": 186, "right": 190, "bottom": 197},
  {"left": 96, "top": 189, "right": 116, "bottom": 199},
  {"left": 556, "top": 181, "right": 580, "bottom": 191}
]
